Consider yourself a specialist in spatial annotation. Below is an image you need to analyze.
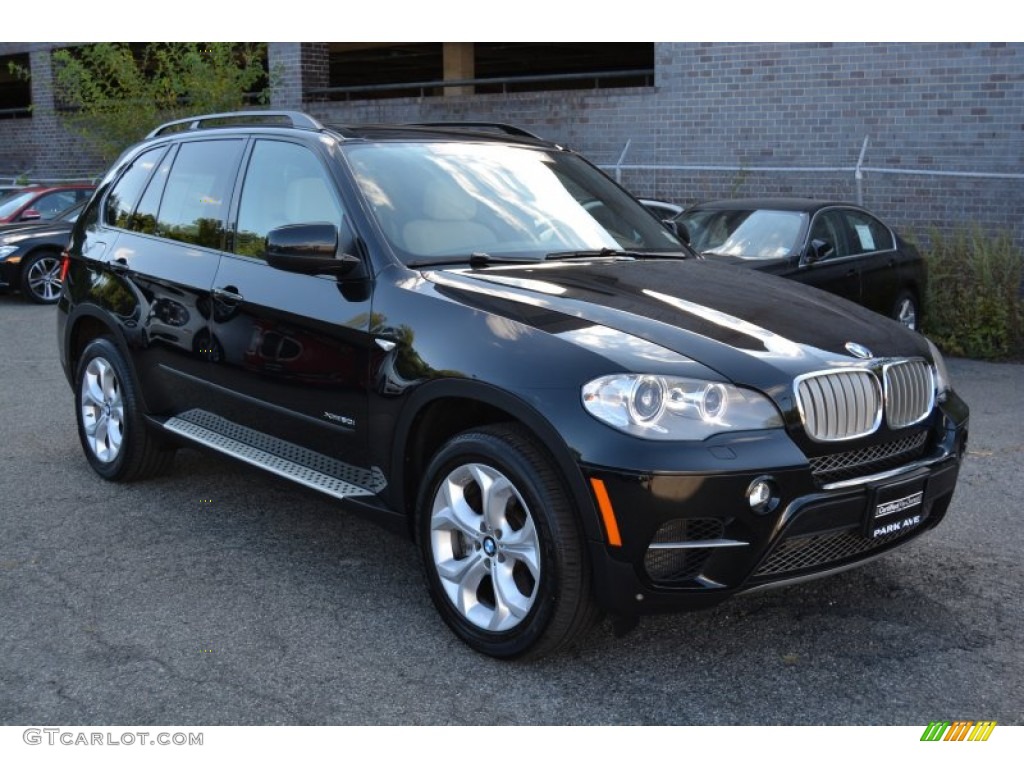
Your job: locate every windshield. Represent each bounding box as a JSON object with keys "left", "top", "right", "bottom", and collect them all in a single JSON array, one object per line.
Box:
[
  {"left": 679, "top": 209, "right": 807, "bottom": 259},
  {"left": 345, "top": 142, "right": 683, "bottom": 265},
  {"left": 0, "top": 190, "right": 37, "bottom": 219}
]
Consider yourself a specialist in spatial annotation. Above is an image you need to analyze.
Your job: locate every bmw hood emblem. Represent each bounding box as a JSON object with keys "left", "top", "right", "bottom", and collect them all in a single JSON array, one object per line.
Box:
[{"left": 845, "top": 342, "right": 873, "bottom": 359}]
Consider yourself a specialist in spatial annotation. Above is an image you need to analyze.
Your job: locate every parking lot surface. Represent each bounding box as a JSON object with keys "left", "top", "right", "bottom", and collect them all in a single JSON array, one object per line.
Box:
[{"left": 1, "top": 296, "right": 1021, "bottom": 725}]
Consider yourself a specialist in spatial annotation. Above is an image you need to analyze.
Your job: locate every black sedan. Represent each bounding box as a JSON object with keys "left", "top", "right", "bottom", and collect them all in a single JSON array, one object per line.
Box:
[
  {"left": 0, "top": 201, "right": 84, "bottom": 304},
  {"left": 674, "top": 199, "right": 926, "bottom": 330}
]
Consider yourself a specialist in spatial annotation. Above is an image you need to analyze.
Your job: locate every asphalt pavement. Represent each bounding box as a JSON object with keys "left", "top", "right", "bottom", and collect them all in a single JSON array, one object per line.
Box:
[{"left": 1, "top": 295, "right": 1021, "bottom": 725}]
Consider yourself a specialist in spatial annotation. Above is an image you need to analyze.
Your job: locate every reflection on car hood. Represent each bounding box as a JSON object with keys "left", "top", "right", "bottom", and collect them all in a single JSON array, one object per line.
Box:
[
  {"left": 426, "top": 258, "right": 929, "bottom": 388},
  {"left": 700, "top": 252, "right": 792, "bottom": 270},
  {"left": 0, "top": 220, "right": 74, "bottom": 241}
]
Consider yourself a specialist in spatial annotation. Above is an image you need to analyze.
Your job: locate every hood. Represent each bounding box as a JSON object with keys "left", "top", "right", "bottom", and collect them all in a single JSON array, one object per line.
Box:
[
  {"left": 0, "top": 220, "right": 74, "bottom": 241},
  {"left": 426, "top": 258, "right": 930, "bottom": 390}
]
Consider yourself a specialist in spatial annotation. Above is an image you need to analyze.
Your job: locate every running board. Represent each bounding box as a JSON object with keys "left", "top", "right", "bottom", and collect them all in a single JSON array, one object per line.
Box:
[{"left": 163, "top": 409, "right": 385, "bottom": 500}]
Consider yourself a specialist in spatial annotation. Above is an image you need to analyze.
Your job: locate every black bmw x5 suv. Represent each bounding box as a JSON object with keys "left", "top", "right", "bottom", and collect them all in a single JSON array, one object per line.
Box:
[{"left": 58, "top": 111, "right": 969, "bottom": 658}]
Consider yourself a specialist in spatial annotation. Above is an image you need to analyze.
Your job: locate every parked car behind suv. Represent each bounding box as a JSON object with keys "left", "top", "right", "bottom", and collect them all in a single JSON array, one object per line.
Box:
[
  {"left": 58, "top": 112, "right": 969, "bottom": 659},
  {"left": 0, "top": 201, "right": 85, "bottom": 303},
  {"left": 0, "top": 184, "right": 94, "bottom": 224},
  {"left": 674, "top": 198, "right": 927, "bottom": 331}
]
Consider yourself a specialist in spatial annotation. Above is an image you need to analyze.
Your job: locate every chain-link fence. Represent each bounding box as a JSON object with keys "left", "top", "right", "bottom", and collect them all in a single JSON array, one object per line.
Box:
[{"left": 599, "top": 136, "right": 1024, "bottom": 248}]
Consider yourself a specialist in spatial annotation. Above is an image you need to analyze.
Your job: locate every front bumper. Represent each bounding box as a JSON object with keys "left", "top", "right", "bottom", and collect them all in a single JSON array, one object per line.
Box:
[{"left": 582, "top": 395, "right": 968, "bottom": 617}]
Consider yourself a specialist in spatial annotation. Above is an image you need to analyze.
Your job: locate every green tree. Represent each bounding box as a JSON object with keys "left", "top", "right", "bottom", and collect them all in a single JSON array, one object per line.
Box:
[{"left": 48, "top": 42, "right": 268, "bottom": 163}]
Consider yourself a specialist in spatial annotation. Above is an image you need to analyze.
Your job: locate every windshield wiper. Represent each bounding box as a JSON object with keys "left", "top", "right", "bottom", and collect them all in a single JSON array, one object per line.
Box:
[
  {"left": 407, "top": 252, "right": 540, "bottom": 269},
  {"left": 544, "top": 248, "right": 687, "bottom": 261}
]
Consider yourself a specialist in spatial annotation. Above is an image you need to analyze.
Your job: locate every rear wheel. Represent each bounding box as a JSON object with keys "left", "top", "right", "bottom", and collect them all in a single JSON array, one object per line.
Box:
[
  {"left": 75, "top": 337, "right": 175, "bottom": 480},
  {"left": 417, "top": 424, "right": 598, "bottom": 659},
  {"left": 20, "top": 250, "right": 63, "bottom": 304}
]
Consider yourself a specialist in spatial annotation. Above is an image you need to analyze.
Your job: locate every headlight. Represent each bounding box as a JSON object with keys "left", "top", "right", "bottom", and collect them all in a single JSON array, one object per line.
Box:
[
  {"left": 0, "top": 245, "right": 20, "bottom": 260},
  {"left": 582, "top": 374, "right": 783, "bottom": 440},
  {"left": 925, "top": 338, "right": 951, "bottom": 401}
]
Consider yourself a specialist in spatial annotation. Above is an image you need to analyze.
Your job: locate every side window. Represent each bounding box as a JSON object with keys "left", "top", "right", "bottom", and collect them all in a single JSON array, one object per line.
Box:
[
  {"left": 104, "top": 146, "right": 166, "bottom": 228},
  {"left": 130, "top": 148, "right": 176, "bottom": 235},
  {"left": 235, "top": 140, "right": 344, "bottom": 259},
  {"left": 842, "top": 210, "right": 895, "bottom": 255},
  {"left": 35, "top": 190, "right": 78, "bottom": 219},
  {"left": 808, "top": 211, "right": 850, "bottom": 259},
  {"left": 154, "top": 140, "right": 244, "bottom": 249}
]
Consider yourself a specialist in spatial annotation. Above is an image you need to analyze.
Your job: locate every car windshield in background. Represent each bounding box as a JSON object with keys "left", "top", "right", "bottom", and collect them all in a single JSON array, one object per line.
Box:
[
  {"left": 0, "top": 191, "right": 37, "bottom": 219},
  {"left": 681, "top": 209, "right": 807, "bottom": 259},
  {"left": 346, "top": 142, "right": 683, "bottom": 265}
]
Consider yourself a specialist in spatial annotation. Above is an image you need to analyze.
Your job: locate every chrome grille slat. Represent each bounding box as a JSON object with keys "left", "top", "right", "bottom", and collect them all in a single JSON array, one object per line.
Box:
[
  {"left": 796, "top": 359, "right": 934, "bottom": 442},
  {"left": 796, "top": 369, "right": 881, "bottom": 441},
  {"left": 884, "top": 360, "right": 934, "bottom": 428},
  {"left": 644, "top": 518, "right": 725, "bottom": 584}
]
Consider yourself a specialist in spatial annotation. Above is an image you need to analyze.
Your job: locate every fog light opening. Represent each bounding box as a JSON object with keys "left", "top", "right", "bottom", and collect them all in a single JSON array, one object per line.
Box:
[{"left": 747, "top": 476, "right": 779, "bottom": 515}]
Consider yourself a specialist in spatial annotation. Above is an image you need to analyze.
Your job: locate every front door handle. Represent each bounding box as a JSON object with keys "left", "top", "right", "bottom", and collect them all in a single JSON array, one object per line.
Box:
[{"left": 213, "top": 286, "right": 244, "bottom": 303}]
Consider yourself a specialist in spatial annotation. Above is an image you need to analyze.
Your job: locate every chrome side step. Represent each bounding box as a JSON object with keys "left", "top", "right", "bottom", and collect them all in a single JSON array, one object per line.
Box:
[{"left": 163, "top": 409, "right": 385, "bottom": 500}]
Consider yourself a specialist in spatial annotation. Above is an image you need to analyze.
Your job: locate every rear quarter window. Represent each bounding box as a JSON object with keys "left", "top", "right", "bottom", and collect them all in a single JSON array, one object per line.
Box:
[{"left": 104, "top": 147, "right": 167, "bottom": 228}]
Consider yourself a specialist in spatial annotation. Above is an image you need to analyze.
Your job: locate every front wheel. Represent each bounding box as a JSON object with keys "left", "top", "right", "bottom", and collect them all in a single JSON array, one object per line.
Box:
[
  {"left": 417, "top": 424, "right": 597, "bottom": 659},
  {"left": 20, "top": 250, "right": 63, "bottom": 304},
  {"left": 891, "top": 290, "right": 919, "bottom": 332}
]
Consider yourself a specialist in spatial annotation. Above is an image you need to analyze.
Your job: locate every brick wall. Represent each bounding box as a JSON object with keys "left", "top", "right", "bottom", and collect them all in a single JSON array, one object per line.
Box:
[
  {"left": 0, "top": 44, "right": 104, "bottom": 181},
  {"left": 2, "top": 42, "right": 1021, "bottom": 245}
]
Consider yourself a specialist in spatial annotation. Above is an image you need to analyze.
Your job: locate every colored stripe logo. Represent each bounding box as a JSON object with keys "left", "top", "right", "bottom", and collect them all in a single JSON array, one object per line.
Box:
[{"left": 921, "top": 721, "right": 997, "bottom": 741}]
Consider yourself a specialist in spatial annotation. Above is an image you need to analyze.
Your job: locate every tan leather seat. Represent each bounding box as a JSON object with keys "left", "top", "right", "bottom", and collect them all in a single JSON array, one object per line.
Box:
[{"left": 403, "top": 181, "right": 497, "bottom": 256}]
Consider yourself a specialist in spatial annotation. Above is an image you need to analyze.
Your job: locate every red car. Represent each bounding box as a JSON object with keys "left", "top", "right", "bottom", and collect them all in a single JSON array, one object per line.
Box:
[{"left": 0, "top": 185, "right": 95, "bottom": 224}]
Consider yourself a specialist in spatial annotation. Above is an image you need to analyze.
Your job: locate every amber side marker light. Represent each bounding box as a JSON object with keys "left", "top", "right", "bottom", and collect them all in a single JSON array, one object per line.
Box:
[{"left": 589, "top": 477, "right": 622, "bottom": 547}]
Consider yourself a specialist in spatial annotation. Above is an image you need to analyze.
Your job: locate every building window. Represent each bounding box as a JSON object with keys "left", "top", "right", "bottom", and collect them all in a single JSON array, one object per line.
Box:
[
  {"left": 315, "top": 42, "right": 654, "bottom": 101},
  {"left": 0, "top": 54, "right": 31, "bottom": 119},
  {"left": 474, "top": 43, "right": 654, "bottom": 93}
]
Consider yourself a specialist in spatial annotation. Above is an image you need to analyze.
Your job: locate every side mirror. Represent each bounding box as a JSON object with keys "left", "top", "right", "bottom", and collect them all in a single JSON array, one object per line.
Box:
[
  {"left": 20, "top": 208, "right": 41, "bottom": 222},
  {"left": 805, "top": 238, "right": 834, "bottom": 264},
  {"left": 265, "top": 223, "right": 361, "bottom": 277},
  {"left": 668, "top": 219, "right": 690, "bottom": 245}
]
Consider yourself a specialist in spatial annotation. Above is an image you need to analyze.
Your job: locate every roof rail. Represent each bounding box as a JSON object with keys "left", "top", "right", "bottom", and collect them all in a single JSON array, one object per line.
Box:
[
  {"left": 146, "top": 111, "right": 324, "bottom": 139},
  {"left": 405, "top": 122, "right": 544, "bottom": 140}
]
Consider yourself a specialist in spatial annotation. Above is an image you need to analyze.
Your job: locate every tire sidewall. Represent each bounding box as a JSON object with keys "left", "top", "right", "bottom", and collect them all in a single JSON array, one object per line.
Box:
[{"left": 416, "top": 431, "right": 566, "bottom": 659}]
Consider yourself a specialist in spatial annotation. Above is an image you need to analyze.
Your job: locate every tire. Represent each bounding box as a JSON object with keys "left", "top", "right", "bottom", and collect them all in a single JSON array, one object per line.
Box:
[
  {"left": 891, "top": 290, "right": 919, "bottom": 332},
  {"left": 75, "top": 337, "right": 175, "bottom": 481},
  {"left": 416, "top": 423, "right": 598, "bottom": 659},
  {"left": 20, "top": 250, "right": 63, "bottom": 304}
]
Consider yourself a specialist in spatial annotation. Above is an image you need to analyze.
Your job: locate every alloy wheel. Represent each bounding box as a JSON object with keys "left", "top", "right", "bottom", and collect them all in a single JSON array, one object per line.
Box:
[
  {"left": 25, "top": 255, "right": 62, "bottom": 302},
  {"left": 896, "top": 297, "right": 917, "bottom": 331},
  {"left": 429, "top": 462, "right": 541, "bottom": 632},
  {"left": 79, "top": 357, "right": 125, "bottom": 463}
]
